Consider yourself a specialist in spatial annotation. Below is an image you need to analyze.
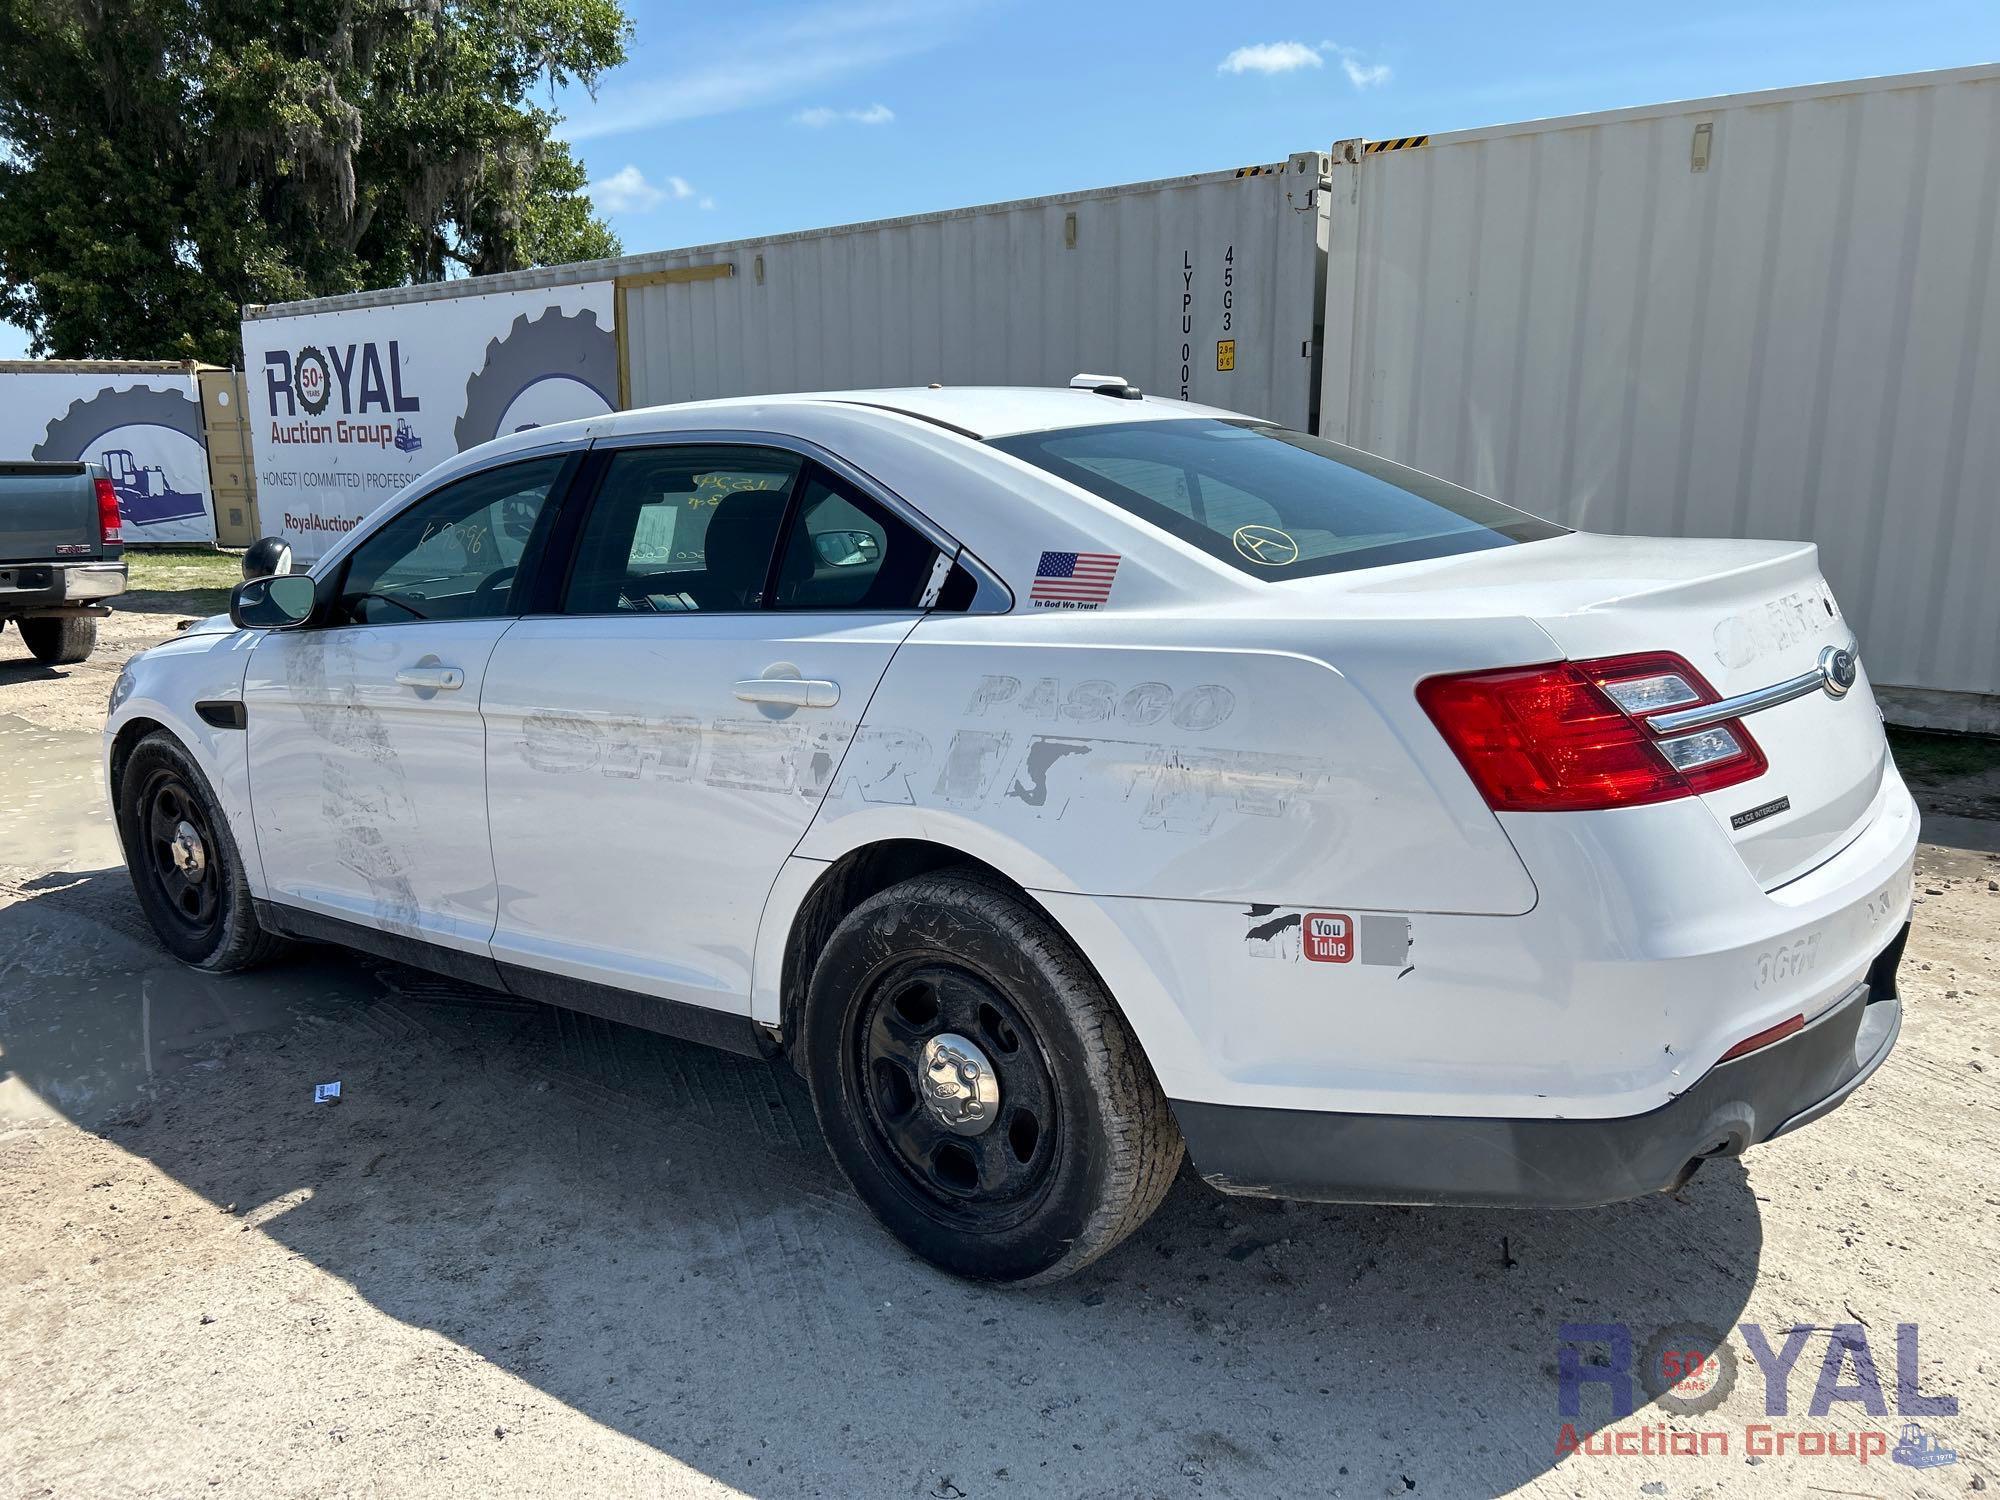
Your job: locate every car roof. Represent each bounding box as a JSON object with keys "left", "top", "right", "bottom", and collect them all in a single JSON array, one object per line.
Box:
[{"left": 636, "top": 385, "right": 1261, "bottom": 440}]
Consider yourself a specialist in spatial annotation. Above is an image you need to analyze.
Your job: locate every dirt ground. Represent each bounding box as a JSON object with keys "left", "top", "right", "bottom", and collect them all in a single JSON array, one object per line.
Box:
[{"left": 3, "top": 576, "right": 1996, "bottom": 1499}]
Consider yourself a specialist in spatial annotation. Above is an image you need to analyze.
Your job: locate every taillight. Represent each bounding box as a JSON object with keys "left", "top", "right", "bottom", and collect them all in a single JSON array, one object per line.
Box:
[
  {"left": 95, "top": 476, "right": 122, "bottom": 544},
  {"left": 1417, "top": 650, "right": 1766, "bottom": 812}
]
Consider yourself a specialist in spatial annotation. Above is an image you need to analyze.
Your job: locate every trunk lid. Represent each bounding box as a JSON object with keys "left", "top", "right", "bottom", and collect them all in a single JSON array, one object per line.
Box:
[
  {"left": 1338, "top": 532, "right": 1886, "bottom": 889},
  {"left": 0, "top": 462, "right": 108, "bottom": 561}
]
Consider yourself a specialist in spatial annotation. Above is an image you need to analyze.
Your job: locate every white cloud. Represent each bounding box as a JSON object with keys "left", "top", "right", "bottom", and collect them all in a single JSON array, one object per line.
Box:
[
  {"left": 589, "top": 166, "right": 702, "bottom": 214},
  {"left": 794, "top": 102, "right": 896, "bottom": 127},
  {"left": 559, "top": 1, "right": 959, "bottom": 142},
  {"left": 1339, "top": 54, "right": 1392, "bottom": 88},
  {"left": 590, "top": 165, "right": 664, "bottom": 212},
  {"left": 698, "top": 196, "right": 716, "bottom": 211},
  {"left": 1218, "top": 41, "right": 1323, "bottom": 76},
  {"left": 1221, "top": 40, "right": 1392, "bottom": 87}
]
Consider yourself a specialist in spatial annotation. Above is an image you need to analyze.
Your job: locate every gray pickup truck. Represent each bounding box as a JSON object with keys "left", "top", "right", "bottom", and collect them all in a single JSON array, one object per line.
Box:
[{"left": 1, "top": 461, "right": 127, "bottom": 664}]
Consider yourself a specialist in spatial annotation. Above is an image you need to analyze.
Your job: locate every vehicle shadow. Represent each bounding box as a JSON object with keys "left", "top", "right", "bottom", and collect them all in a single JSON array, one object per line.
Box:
[
  {"left": 0, "top": 655, "right": 66, "bottom": 683},
  {"left": 2, "top": 869, "right": 1763, "bottom": 1497}
]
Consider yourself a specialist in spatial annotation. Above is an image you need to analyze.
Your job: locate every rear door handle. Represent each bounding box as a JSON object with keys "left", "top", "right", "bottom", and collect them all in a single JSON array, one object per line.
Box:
[
  {"left": 394, "top": 664, "right": 464, "bottom": 692},
  {"left": 733, "top": 677, "right": 839, "bottom": 709}
]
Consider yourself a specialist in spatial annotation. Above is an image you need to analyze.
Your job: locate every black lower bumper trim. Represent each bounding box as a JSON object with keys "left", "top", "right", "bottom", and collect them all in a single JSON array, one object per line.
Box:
[{"left": 1174, "top": 925, "right": 1907, "bottom": 1209}]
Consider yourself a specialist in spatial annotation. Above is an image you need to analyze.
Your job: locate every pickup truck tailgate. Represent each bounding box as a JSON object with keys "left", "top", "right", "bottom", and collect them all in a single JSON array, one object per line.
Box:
[{"left": 0, "top": 462, "right": 110, "bottom": 560}]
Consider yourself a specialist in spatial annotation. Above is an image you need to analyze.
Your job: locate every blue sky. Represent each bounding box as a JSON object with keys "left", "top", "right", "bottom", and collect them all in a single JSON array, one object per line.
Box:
[{"left": 3, "top": 0, "right": 1995, "bottom": 359}]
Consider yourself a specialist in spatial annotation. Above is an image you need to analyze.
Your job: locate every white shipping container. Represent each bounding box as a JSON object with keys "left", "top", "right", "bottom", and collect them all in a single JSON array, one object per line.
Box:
[
  {"left": 0, "top": 360, "right": 219, "bottom": 544},
  {"left": 617, "top": 155, "right": 1329, "bottom": 428},
  {"left": 239, "top": 69, "right": 1998, "bottom": 723},
  {"left": 1318, "top": 65, "right": 2000, "bottom": 727},
  {"left": 240, "top": 156, "right": 1331, "bottom": 561}
]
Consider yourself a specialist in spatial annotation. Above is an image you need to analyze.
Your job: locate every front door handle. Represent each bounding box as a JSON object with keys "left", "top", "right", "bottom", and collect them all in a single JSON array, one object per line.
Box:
[
  {"left": 395, "top": 664, "right": 464, "bottom": 692},
  {"left": 733, "top": 676, "right": 839, "bottom": 709}
]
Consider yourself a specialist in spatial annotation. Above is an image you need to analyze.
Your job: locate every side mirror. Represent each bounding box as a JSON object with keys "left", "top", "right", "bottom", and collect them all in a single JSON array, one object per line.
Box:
[
  {"left": 241, "top": 536, "right": 294, "bottom": 582},
  {"left": 811, "top": 529, "right": 881, "bottom": 567},
  {"left": 231, "top": 573, "right": 316, "bottom": 630}
]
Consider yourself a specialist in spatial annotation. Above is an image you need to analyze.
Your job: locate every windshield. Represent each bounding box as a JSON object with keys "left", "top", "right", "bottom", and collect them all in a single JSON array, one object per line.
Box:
[{"left": 991, "top": 419, "right": 1565, "bottom": 579}]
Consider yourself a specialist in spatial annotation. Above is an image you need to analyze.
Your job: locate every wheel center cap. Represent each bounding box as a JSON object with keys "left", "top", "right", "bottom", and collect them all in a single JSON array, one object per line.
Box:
[
  {"left": 170, "top": 820, "right": 206, "bottom": 880},
  {"left": 919, "top": 1032, "right": 1000, "bottom": 1136}
]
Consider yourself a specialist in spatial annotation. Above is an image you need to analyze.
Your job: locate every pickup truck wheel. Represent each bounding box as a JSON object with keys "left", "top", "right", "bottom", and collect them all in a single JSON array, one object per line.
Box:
[
  {"left": 802, "top": 871, "right": 1183, "bottom": 1283},
  {"left": 19, "top": 615, "right": 97, "bottom": 665},
  {"left": 117, "top": 733, "right": 285, "bottom": 972}
]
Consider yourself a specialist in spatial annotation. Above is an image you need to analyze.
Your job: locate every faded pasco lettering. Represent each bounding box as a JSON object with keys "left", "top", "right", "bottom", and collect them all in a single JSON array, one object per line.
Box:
[{"left": 966, "top": 675, "right": 1234, "bottom": 731}]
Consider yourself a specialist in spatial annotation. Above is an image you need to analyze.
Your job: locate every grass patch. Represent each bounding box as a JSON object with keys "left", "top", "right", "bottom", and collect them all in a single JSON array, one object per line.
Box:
[
  {"left": 120, "top": 546, "right": 243, "bottom": 617},
  {"left": 1888, "top": 726, "right": 2000, "bottom": 783}
]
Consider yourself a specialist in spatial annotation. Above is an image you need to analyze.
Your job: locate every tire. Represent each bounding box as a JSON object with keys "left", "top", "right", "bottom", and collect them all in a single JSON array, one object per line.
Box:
[
  {"left": 116, "top": 732, "right": 285, "bottom": 972},
  {"left": 801, "top": 870, "right": 1183, "bottom": 1283},
  {"left": 19, "top": 615, "right": 97, "bottom": 664}
]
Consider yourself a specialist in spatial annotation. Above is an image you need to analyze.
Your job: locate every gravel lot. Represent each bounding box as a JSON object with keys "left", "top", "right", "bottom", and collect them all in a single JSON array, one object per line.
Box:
[{"left": 3, "top": 574, "right": 1996, "bottom": 1499}]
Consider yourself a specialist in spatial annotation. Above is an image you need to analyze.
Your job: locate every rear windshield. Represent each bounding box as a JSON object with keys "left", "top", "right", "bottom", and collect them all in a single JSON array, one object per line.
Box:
[{"left": 990, "top": 419, "right": 1565, "bottom": 579}]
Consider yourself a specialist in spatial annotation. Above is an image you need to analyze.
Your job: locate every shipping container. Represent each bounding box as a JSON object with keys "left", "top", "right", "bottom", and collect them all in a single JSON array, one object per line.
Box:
[
  {"left": 0, "top": 360, "right": 224, "bottom": 545},
  {"left": 1319, "top": 64, "right": 2000, "bottom": 729},
  {"left": 238, "top": 157, "right": 1330, "bottom": 561},
  {"left": 614, "top": 155, "right": 1328, "bottom": 425},
  {"left": 236, "top": 65, "right": 1999, "bottom": 726}
]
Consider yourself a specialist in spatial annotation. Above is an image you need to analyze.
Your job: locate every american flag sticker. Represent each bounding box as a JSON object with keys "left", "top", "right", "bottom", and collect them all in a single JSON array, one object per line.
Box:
[{"left": 1030, "top": 550, "right": 1121, "bottom": 608}]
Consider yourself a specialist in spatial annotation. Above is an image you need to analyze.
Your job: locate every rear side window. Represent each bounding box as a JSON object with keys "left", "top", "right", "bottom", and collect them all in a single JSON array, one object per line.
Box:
[
  {"left": 563, "top": 447, "right": 802, "bottom": 613},
  {"left": 992, "top": 419, "right": 1565, "bottom": 579},
  {"left": 769, "top": 469, "right": 943, "bottom": 611}
]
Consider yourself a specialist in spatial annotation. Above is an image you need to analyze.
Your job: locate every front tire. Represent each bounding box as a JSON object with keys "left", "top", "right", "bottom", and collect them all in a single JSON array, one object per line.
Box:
[
  {"left": 116, "top": 732, "right": 284, "bottom": 972},
  {"left": 801, "top": 871, "right": 1182, "bottom": 1283},
  {"left": 20, "top": 615, "right": 96, "bottom": 664}
]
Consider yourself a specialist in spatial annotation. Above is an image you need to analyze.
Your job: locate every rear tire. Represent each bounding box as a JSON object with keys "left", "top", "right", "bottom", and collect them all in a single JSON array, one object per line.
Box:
[
  {"left": 20, "top": 615, "right": 97, "bottom": 664},
  {"left": 116, "top": 731, "right": 285, "bottom": 972},
  {"left": 801, "top": 870, "right": 1182, "bottom": 1284}
]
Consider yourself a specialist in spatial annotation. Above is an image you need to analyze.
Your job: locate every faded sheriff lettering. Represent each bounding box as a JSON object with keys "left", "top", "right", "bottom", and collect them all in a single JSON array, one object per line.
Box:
[{"left": 517, "top": 709, "right": 1328, "bottom": 833}]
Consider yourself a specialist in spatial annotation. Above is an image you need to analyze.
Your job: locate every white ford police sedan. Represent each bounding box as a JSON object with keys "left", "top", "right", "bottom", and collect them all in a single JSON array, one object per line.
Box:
[{"left": 107, "top": 379, "right": 1915, "bottom": 1282}]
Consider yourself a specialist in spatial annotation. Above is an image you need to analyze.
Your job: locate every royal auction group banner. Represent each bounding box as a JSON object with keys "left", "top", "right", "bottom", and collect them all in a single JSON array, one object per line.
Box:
[{"left": 239, "top": 281, "right": 617, "bottom": 560}]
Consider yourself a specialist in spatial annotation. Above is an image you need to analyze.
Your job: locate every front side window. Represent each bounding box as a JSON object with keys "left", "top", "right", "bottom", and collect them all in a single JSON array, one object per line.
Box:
[
  {"left": 992, "top": 419, "right": 1566, "bottom": 580},
  {"left": 564, "top": 447, "right": 803, "bottom": 613},
  {"left": 334, "top": 456, "right": 567, "bottom": 624}
]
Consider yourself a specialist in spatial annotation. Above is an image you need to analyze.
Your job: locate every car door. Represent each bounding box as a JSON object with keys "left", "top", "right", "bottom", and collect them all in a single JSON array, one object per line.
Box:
[
  {"left": 480, "top": 441, "right": 952, "bottom": 1016},
  {"left": 242, "top": 454, "right": 573, "bottom": 965}
]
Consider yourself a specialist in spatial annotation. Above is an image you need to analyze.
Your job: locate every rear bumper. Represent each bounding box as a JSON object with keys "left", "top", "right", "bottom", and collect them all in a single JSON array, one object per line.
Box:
[
  {"left": 0, "top": 560, "right": 127, "bottom": 610},
  {"left": 1174, "top": 922, "right": 1907, "bottom": 1208}
]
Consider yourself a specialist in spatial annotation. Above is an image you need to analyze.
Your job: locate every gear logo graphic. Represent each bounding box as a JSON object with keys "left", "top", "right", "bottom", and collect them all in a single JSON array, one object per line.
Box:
[
  {"left": 1639, "top": 1323, "right": 1738, "bottom": 1416},
  {"left": 33, "top": 383, "right": 210, "bottom": 529},
  {"left": 454, "top": 306, "right": 617, "bottom": 450},
  {"left": 294, "top": 346, "right": 333, "bottom": 416}
]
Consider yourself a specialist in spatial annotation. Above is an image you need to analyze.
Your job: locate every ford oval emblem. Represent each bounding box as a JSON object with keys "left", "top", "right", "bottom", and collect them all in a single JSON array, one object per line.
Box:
[{"left": 1819, "top": 643, "right": 1858, "bottom": 698}]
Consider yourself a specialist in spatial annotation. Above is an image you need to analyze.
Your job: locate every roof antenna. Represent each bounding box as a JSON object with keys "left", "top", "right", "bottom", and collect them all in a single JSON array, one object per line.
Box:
[{"left": 1069, "top": 373, "right": 1142, "bottom": 400}]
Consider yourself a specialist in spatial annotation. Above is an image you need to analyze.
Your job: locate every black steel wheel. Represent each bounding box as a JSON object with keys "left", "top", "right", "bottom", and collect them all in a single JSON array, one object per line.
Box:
[
  {"left": 802, "top": 869, "right": 1183, "bottom": 1283},
  {"left": 116, "top": 731, "right": 284, "bottom": 972},
  {"left": 853, "top": 959, "right": 1060, "bottom": 1230},
  {"left": 136, "top": 767, "right": 223, "bottom": 939}
]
